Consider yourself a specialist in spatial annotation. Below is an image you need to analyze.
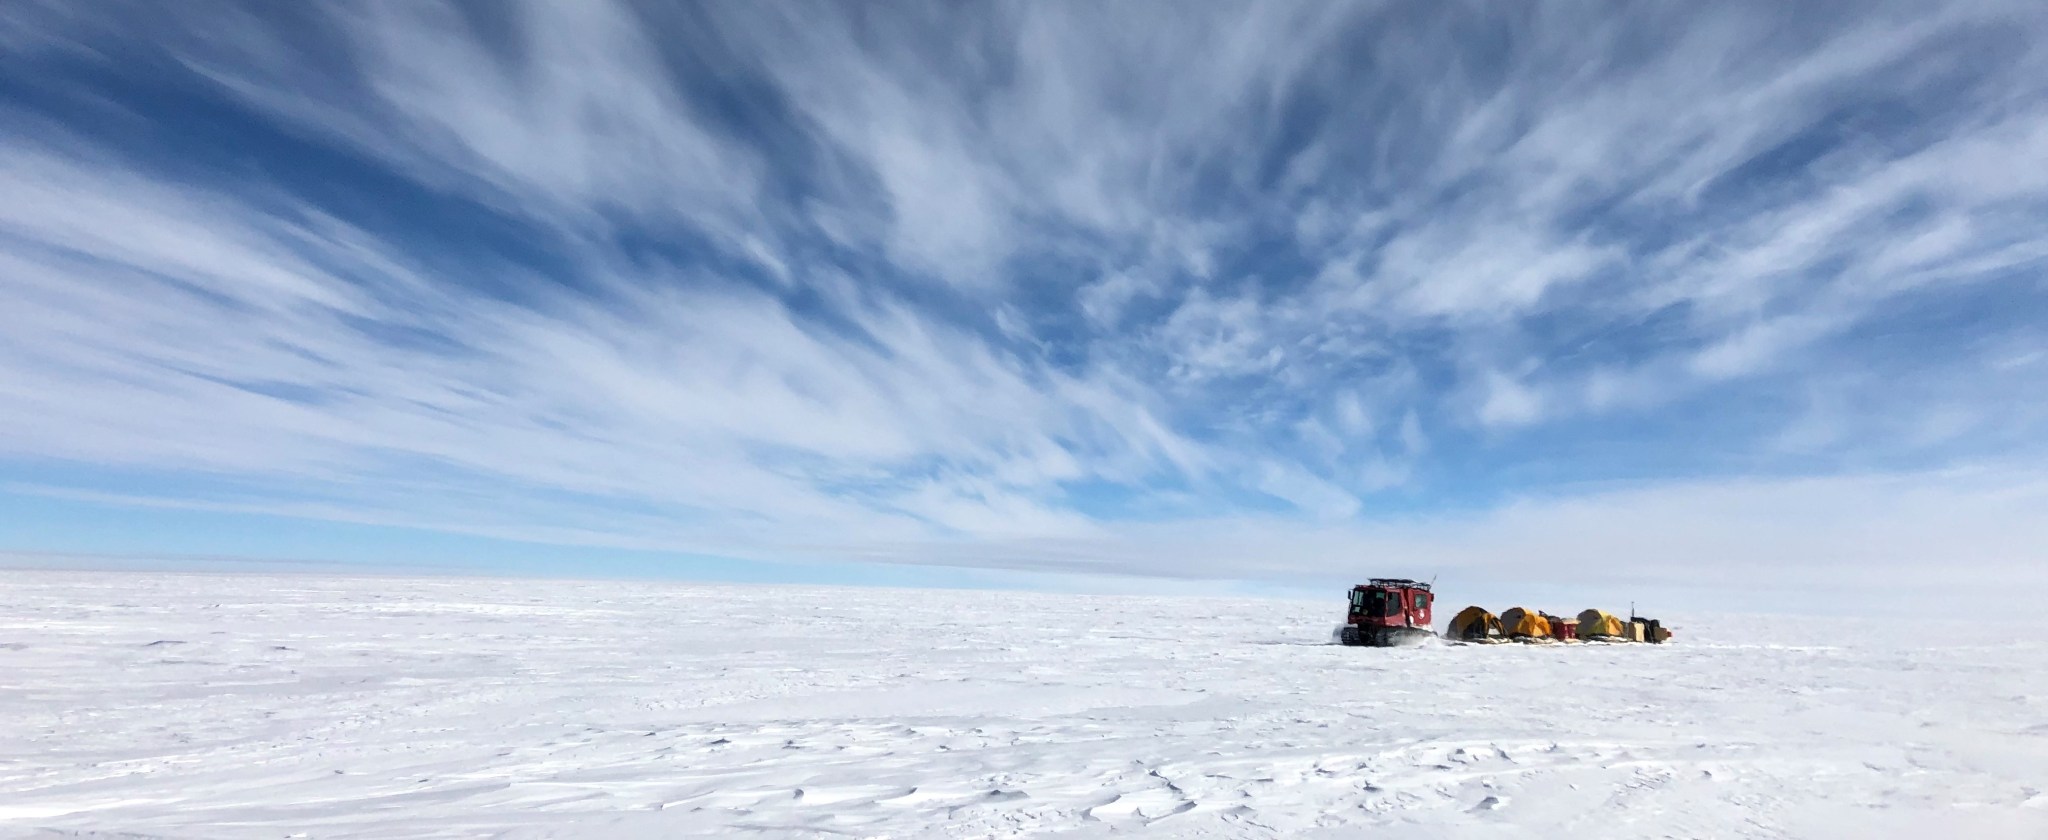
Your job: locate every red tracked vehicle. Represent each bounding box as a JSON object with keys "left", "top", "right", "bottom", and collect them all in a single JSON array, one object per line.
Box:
[{"left": 1339, "top": 578, "right": 1435, "bottom": 646}]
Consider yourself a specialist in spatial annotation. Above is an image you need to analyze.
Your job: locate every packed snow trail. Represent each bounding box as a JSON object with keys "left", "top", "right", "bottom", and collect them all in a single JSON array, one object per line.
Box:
[{"left": 2, "top": 571, "right": 2046, "bottom": 838}]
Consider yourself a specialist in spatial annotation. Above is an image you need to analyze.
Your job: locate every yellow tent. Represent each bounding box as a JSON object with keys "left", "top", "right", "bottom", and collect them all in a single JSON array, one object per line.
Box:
[
  {"left": 1445, "top": 606, "right": 1503, "bottom": 640},
  {"left": 1499, "top": 607, "right": 1551, "bottom": 639},
  {"left": 1577, "top": 609, "right": 1626, "bottom": 638}
]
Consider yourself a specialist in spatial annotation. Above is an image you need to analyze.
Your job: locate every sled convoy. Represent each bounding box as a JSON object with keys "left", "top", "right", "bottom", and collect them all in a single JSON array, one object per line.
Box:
[
  {"left": 1444, "top": 604, "right": 1670, "bottom": 645},
  {"left": 1340, "top": 578, "right": 1673, "bottom": 647}
]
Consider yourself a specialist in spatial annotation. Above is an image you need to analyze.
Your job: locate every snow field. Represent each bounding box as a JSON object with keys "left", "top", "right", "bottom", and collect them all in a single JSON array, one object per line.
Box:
[{"left": 2, "top": 572, "right": 2046, "bottom": 838}]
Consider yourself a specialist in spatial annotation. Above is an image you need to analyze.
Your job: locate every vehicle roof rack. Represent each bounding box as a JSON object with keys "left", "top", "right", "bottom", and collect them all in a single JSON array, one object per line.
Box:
[{"left": 1367, "top": 578, "right": 1431, "bottom": 591}]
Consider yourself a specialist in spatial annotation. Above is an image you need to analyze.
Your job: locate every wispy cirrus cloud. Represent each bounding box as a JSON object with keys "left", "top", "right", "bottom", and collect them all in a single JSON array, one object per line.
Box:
[
  {"left": 2, "top": 1, "right": 2046, "bottom": 601},
  {"left": 0, "top": 136, "right": 1208, "bottom": 546}
]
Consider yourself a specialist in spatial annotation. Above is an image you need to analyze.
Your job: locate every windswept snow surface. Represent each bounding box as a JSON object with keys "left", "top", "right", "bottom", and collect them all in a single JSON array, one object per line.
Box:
[{"left": 3, "top": 573, "right": 2046, "bottom": 839}]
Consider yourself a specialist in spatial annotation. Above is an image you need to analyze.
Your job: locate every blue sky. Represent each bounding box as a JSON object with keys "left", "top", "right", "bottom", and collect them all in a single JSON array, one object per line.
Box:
[{"left": 2, "top": 1, "right": 2046, "bottom": 606}]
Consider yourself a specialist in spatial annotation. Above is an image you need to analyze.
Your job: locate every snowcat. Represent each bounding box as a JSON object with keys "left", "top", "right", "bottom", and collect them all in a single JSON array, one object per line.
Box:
[{"left": 1339, "top": 578, "right": 1435, "bottom": 646}]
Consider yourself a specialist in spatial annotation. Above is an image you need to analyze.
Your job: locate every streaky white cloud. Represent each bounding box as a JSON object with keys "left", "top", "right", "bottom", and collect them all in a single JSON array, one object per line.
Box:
[
  {"left": 0, "top": 131, "right": 1229, "bottom": 546},
  {"left": 1688, "top": 317, "right": 1830, "bottom": 380},
  {"left": 1, "top": 1, "right": 2046, "bottom": 597},
  {"left": 1477, "top": 372, "right": 1544, "bottom": 429},
  {"left": 1250, "top": 460, "right": 1360, "bottom": 521}
]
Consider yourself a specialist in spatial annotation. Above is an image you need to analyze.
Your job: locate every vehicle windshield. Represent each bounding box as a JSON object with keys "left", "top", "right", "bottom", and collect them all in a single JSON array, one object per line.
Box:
[{"left": 1350, "top": 588, "right": 1398, "bottom": 616}]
